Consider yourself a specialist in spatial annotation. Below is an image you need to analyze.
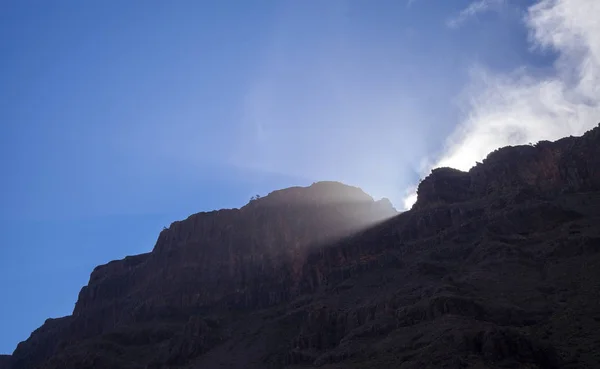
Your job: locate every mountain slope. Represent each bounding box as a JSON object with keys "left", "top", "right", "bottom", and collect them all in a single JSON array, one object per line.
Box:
[{"left": 7, "top": 124, "right": 600, "bottom": 368}]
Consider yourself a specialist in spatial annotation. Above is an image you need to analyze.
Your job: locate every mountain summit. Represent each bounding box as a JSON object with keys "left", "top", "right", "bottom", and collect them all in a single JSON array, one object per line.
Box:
[{"left": 6, "top": 124, "right": 600, "bottom": 369}]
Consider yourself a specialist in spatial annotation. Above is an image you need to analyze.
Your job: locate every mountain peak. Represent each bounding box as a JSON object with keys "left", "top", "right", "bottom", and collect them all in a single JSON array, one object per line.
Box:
[{"left": 244, "top": 181, "right": 380, "bottom": 208}]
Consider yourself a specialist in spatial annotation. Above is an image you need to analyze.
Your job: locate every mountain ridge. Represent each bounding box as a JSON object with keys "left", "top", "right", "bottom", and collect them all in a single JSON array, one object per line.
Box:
[{"left": 6, "top": 123, "right": 600, "bottom": 368}]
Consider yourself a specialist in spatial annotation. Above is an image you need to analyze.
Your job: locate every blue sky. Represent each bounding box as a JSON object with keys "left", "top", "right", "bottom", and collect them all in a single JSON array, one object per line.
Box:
[{"left": 1, "top": 0, "right": 598, "bottom": 354}]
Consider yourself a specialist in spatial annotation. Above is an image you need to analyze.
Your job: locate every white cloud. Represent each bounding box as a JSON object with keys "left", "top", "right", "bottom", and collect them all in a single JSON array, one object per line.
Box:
[
  {"left": 402, "top": 187, "right": 419, "bottom": 210},
  {"left": 447, "top": 0, "right": 505, "bottom": 29},
  {"left": 404, "top": 0, "right": 600, "bottom": 210}
]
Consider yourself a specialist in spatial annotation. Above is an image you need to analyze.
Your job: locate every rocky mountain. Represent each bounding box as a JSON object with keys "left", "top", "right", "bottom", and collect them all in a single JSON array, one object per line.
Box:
[{"left": 6, "top": 124, "right": 600, "bottom": 368}]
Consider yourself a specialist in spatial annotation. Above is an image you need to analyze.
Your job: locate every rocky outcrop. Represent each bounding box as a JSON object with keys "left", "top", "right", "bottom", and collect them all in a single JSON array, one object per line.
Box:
[
  {"left": 414, "top": 124, "right": 600, "bottom": 210},
  {"left": 6, "top": 124, "right": 600, "bottom": 369}
]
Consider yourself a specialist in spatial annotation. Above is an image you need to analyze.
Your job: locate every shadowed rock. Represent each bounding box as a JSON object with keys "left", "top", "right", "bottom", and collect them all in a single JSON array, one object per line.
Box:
[
  {"left": 6, "top": 124, "right": 600, "bottom": 369},
  {"left": 0, "top": 355, "right": 12, "bottom": 369}
]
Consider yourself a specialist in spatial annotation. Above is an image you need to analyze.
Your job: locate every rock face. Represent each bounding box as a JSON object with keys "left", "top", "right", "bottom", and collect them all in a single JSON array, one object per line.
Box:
[
  {"left": 6, "top": 124, "right": 600, "bottom": 369},
  {"left": 9, "top": 181, "right": 397, "bottom": 369},
  {"left": 0, "top": 355, "right": 12, "bottom": 369}
]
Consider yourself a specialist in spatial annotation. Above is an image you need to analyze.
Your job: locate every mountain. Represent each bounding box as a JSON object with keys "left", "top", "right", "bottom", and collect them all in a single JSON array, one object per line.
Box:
[{"left": 6, "top": 124, "right": 600, "bottom": 368}]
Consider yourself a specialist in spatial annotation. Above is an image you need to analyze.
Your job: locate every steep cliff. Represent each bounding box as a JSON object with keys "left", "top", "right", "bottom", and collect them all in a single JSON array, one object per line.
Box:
[{"left": 7, "top": 124, "right": 600, "bottom": 369}]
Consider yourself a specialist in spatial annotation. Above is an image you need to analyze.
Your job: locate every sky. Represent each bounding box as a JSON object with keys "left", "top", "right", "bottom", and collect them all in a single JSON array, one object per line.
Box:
[{"left": 0, "top": 0, "right": 598, "bottom": 354}]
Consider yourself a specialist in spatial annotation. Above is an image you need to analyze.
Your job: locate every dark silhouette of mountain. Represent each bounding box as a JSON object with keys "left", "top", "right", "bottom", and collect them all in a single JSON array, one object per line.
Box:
[
  {"left": 0, "top": 355, "right": 11, "bottom": 369},
  {"left": 6, "top": 124, "right": 600, "bottom": 368}
]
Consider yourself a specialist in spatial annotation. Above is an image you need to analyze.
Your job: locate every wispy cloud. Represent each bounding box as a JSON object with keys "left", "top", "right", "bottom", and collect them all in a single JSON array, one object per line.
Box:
[
  {"left": 446, "top": 0, "right": 505, "bottom": 29},
  {"left": 405, "top": 0, "right": 600, "bottom": 209}
]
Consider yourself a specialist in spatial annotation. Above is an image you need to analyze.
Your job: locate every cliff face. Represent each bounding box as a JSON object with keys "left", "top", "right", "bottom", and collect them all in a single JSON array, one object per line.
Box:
[
  {"left": 10, "top": 181, "right": 397, "bottom": 369},
  {"left": 7, "top": 124, "right": 600, "bottom": 369},
  {"left": 74, "top": 182, "right": 396, "bottom": 315}
]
